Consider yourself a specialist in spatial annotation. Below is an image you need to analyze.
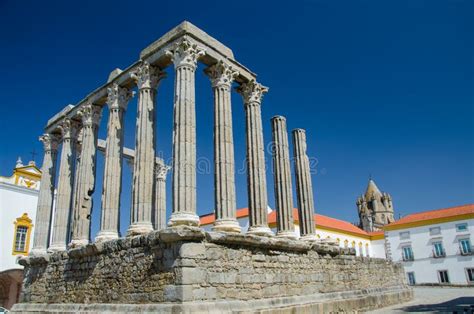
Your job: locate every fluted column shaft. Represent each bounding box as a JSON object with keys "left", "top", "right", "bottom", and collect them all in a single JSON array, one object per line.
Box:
[
  {"left": 271, "top": 116, "right": 296, "bottom": 238},
  {"left": 167, "top": 38, "right": 205, "bottom": 227},
  {"left": 49, "top": 120, "right": 78, "bottom": 251},
  {"left": 96, "top": 84, "right": 132, "bottom": 241},
  {"left": 237, "top": 80, "right": 272, "bottom": 236},
  {"left": 70, "top": 103, "right": 102, "bottom": 247},
  {"left": 128, "top": 62, "right": 165, "bottom": 236},
  {"left": 69, "top": 128, "right": 82, "bottom": 243},
  {"left": 31, "top": 134, "right": 59, "bottom": 255},
  {"left": 292, "top": 129, "right": 317, "bottom": 240},
  {"left": 154, "top": 164, "right": 169, "bottom": 230},
  {"left": 205, "top": 61, "right": 240, "bottom": 232}
]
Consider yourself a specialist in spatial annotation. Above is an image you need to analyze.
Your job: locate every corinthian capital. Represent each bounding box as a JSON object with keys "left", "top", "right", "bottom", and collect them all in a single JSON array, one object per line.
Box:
[
  {"left": 165, "top": 38, "right": 206, "bottom": 69},
  {"left": 131, "top": 62, "right": 166, "bottom": 90},
  {"left": 58, "top": 118, "right": 80, "bottom": 140},
  {"left": 204, "top": 60, "right": 239, "bottom": 88},
  {"left": 236, "top": 80, "right": 269, "bottom": 105},
  {"left": 79, "top": 102, "right": 102, "bottom": 127},
  {"left": 156, "top": 164, "right": 170, "bottom": 181},
  {"left": 107, "top": 83, "right": 134, "bottom": 111},
  {"left": 39, "top": 133, "right": 60, "bottom": 152}
]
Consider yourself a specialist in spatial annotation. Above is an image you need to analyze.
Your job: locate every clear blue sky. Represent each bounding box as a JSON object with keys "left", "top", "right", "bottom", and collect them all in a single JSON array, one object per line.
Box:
[{"left": 0, "top": 0, "right": 472, "bottom": 237}]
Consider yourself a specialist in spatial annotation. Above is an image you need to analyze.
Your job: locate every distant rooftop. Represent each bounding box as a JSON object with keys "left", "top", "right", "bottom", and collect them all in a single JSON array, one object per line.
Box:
[{"left": 385, "top": 204, "right": 474, "bottom": 230}]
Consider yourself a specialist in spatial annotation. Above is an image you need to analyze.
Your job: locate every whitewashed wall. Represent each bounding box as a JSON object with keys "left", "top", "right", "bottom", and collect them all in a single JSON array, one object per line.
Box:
[
  {"left": 386, "top": 218, "right": 474, "bottom": 285},
  {"left": 0, "top": 182, "right": 39, "bottom": 271}
]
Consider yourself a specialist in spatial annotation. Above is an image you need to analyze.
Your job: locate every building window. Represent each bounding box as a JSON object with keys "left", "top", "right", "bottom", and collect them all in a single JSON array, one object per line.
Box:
[
  {"left": 466, "top": 268, "right": 474, "bottom": 283},
  {"left": 12, "top": 213, "right": 33, "bottom": 255},
  {"left": 344, "top": 240, "right": 349, "bottom": 248},
  {"left": 351, "top": 241, "right": 356, "bottom": 248},
  {"left": 438, "top": 270, "right": 450, "bottom": 284},
  {"left": 399, "top": 231, "right": 410, "bottom": 240},
  {"left": 402, "top": 246, "right": 414, "bottom": 261},
  {"left": 407, "top": 272, "right": 416, "bottom": 285},
  {"left": 432, "top": 242, "right": 445, "bottom": 258},
  {"left": 429, "top": 227, "right": 441, "bottom": 235},
  {"left": 358, "top": 242, "right": 363, "bottom": 256},
  {"left": 459, "top": 238, "right": 472, "bottom": 255},
  {"left": 456, "top": 223, "right": 468, "bottom": 232},
  {"left": 365, "top": 243, "right": 370, "bottom": 257}
]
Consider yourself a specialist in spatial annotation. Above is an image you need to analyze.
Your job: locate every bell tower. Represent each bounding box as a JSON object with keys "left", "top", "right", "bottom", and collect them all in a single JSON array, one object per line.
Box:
[{"left": 357, "top": 179, "right": 395, "bottom": 232}]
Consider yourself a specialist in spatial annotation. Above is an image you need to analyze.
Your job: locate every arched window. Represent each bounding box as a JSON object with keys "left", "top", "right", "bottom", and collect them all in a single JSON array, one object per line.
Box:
[
  {"left": 351, "top": 241, "right": 356, "bottom": 248},
  {"left": 358, "top": 242, "right": 363, "bottom": 256},
  {"left": 344, "top": 240, "right": 349, "bottom": 248},
  {"left": 12, "top": 213, "right": 33, "bottom": 255},
  {"left": 365, "top": 243, "right": 370, "bottom": 257}
]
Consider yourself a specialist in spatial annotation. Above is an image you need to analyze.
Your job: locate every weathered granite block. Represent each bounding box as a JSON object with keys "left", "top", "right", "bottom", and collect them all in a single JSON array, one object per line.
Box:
[{"left": 14, "top": 226, "right": 412, "bottom": 313}]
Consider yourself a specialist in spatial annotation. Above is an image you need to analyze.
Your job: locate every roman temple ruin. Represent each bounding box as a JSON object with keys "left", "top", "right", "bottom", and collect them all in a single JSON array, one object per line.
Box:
[{"left": 13, "top": 21, "right": 412, "bottom": 313}]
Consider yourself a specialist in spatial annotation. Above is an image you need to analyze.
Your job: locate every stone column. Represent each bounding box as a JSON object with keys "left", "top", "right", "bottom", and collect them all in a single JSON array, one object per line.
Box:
[
  {"left": 70, "top": 103, "right": 102, "bottom": 247},
  {"left": 128, "top": 62, "right": 165, "bottom": 236},
  {"left": 205, "top": 60, "right": 240, "bottom": 233},
  {"left": 30, "top": 133, "right": 59, "bottom": 255},
  {"left": 154, "top": 163, "right": 169, "bottom": 231},
  {"left": 271, "top": 116, "right": 296, "bottom": 239},
  {"left": 49, "top": 119, "right": 78, "bottom": 251},
  {"left": 237, "top": 80, "right": 272, "bottom": 236},
  {"left": 292, "top": 129, "right": 317, "bottom": 240},
  {"left": 166, "top": 38, "right": 205, "bottom": 227},
  {"left": 96, "top": 84, "right": 133, "bottom": 242},
  {"left": 69, "top": 127, "right": 83, "bottom": 243}
]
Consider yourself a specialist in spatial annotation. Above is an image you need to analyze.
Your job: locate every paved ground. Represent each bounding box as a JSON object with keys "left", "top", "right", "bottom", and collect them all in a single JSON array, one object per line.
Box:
[{"left": 368, "top": 287, "right": 474, "bottom": 313}]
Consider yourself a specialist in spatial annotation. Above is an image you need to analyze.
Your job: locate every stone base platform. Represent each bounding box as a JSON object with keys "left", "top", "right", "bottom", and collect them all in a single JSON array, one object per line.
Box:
[
  {"left": 13, "top": 286, "right": 412, "bottom": 313},
  {"left": 13, "top": 226, "right": 413, "bottom": 313}
]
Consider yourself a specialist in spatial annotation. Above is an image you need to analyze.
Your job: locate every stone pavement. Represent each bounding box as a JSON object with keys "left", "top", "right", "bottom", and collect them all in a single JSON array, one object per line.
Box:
[{"left": 368, "top": 286, "right": 474, "bottom": 313}]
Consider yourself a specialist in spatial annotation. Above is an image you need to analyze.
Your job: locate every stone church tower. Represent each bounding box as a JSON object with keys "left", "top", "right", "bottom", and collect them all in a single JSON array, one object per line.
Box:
[{"left": 356, "top": 179, "right": 395, "bottom": 232}]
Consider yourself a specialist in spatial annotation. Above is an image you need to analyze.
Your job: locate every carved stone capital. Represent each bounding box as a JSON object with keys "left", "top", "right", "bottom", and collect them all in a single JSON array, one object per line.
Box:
[
  {"left": 39, "top": 133, "right": 60, "bottom": 152},
  {"left": 78, "top": 102, "right": 102, "bottom": 127},
  {"left": 107, "top": 83, "right": 134, "bottom": 111},
  {"left": 292, "top": 129, "right": 307, "bottom": 155},
  {"left": 131, "top": 62, "right": 165, "bottom": 90},
  {"left": 204, "top": 60, "right": 239, "bottom": 88},
  {"left": 236, "top": 80, "right": 269, "bottom": 105},
  {"left": 58, "top": 118, "right": 80, "bottom": 140},
  {"left": 165, "top": 38, "right": 205, "bottom": 69},
  {"left": 156, "top": 164, "right": 170, "bottom": 181}
]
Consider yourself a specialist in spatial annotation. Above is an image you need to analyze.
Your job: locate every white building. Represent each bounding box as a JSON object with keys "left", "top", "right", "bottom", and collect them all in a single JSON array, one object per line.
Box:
[
  {"left": 0, "top": 158, "right": 41, "bottom": 309},
  {"left": 385, "top": 204, "right": 474, "bottom": 286}
]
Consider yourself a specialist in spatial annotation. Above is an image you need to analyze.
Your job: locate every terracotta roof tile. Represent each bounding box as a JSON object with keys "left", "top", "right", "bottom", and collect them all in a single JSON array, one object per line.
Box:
[
  {"left": 201, "top": 207, "right": 369, "bottom": 236},
  {"left": 199, "top": 208, "right": 249, "bottom": 225},
  {"left": 387, "top": 204, "right": 474, "bottom": 226}
]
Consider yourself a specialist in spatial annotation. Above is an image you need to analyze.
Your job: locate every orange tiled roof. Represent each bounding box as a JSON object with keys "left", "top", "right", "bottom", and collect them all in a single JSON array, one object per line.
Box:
[
  {"left": 368, "top": 230, "right": 384, "bottom": 236},
  {"left": 386, "top": 204, "right": 474, "bottom": 227},
  {"left": 199, "top": 208, "right": 249, "bottom": 225},
  {"left": 201, "top": 207, "right": 370, "bottom": 237}
]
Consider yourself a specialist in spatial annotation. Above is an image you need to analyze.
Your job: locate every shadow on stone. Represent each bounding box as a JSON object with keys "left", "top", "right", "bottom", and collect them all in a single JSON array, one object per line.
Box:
[{"left": 400, "top": 296, "right": 474, "bottom": 313}]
